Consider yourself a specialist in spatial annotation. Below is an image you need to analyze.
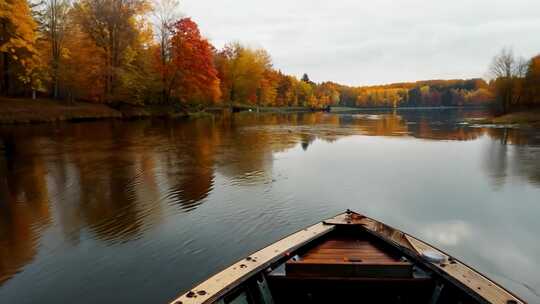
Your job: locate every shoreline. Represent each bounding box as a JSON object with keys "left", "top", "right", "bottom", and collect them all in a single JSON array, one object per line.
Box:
[
  {"left": 330, "top": 105, "right": 490, "bottom": 112},
  {"left": 1, "top": 97, "right": 534, "bottom": 126},
  {"left": 0, "top": 98, "right": 324, "bottom": 124},
  {"left": 466, "top": 109, "right": 540, "bottom": 128},
  {"left": 0, "top": 97, "right": 196, "bottom": 125},
  {"left": 0, "top": 98, "right": 320, "bottom": 124}
]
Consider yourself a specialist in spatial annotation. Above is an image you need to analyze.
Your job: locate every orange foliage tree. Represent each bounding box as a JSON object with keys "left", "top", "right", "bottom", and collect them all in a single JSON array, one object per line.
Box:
[
  {"left": 488, "top": 49, "right": 540, "bottom": 111},
  {"left": 524, "top": 55, "right": 540, "bottom": 106}
]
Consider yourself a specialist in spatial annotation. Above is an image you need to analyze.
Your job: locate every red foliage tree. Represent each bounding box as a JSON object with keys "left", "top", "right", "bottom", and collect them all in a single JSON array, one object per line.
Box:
[{"left": 166, "top": 18, "right": 220, "bottom": 105}]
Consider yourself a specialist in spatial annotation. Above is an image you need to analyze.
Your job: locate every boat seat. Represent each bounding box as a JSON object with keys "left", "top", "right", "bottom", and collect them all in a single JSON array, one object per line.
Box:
[
  {"left": 267, "top": 234, "right": 434, "bottom": 303},
  {"left": 285, "top": 236, "right": 413, "bottom": 278}
]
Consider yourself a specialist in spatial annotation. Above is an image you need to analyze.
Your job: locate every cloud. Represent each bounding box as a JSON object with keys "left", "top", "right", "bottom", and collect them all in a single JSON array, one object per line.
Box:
[
  {"left": 422, "top": 220, "right": 472, "bottom": 246},
  {"left": 183, "top": 0, "right": 540, "bottom": 85}
]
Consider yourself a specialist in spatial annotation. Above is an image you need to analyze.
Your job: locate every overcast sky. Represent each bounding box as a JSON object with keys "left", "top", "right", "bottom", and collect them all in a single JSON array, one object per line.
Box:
[{"left": 182, "top": 0, "right": 540, "bottom": 86}]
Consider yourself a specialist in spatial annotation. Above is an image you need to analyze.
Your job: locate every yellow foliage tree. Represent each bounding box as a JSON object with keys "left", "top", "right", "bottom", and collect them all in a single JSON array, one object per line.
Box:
[
  {"left": 0, "top": 0, "right": 39, "bottom": 95},
  {"left": 73, "top": 0, "right": 151, "bottom": 102},
  {"left": 60, "top": 23, "right": 106, "bottom": 102}
]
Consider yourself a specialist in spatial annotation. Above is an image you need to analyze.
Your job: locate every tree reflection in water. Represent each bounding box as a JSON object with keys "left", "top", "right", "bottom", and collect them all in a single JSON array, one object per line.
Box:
[{"left": 0, "top": 109, "right": 539, "bottom": 293}]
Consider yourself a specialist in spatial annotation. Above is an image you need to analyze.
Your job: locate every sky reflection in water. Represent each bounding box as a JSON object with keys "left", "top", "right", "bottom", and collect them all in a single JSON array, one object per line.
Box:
[{"left": 0, "top": 109, "right": 539, "bottom": 303}]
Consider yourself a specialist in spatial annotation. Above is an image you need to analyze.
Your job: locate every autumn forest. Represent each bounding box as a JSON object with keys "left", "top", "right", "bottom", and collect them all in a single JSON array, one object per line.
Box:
[
  {"left": 3, "top": 1, "right": 540, "bottom": 303},
  {"left": 1, "top": 0, "right": 540, "bottom": 113}
]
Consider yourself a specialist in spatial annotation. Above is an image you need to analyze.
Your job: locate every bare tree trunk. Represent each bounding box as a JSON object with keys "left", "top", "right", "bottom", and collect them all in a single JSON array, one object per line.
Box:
[
  {"left": 68, "top": 90, "right": 74, "bottom": 104},
  {"left": 51, "top": 0, "right": 59, "bottom": 99},
  {"left": 230, "top": 83, "right": 236, "bottom": 108},
  {"left": 1, "top": 53, "right": 9, "bottom": 95},
  {"left": 161, "top": 35, "right": 167, "bottom": 103},
  {"left": 106, "top": 30, "right": 113, "bottom": 100},
  {"left": 1, "top": 21, "right": 9, "bottom": 95},
  {"left": 112, "top": 25, "right": 118, "bottom": 97}
]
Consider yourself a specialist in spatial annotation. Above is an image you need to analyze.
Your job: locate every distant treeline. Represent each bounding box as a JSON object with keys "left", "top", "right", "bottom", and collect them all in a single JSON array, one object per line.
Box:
[
  {"left": 0, "top": 0, "right": 537, "bottom": 111},
  {"left": 338, "top": 79, "right": 492, "bottom": 108}
]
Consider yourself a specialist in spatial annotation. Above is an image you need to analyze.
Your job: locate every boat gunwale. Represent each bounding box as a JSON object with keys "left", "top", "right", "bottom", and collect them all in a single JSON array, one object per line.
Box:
[
  {"left": 350, "top": 212, "right": 527, "bottom": 304},
  {"left": 168, "top": 219, "right": 336, "bottom": 304}
]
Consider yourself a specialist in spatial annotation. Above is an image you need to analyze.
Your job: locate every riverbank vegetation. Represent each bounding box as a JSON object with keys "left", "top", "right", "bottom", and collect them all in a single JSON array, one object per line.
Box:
[
  {"left": 0, "top": 96, "right": 121, "bottom": 123},
  {"left": 489, "top": 49, "right": 540, "bottom": 113},
  {"left": 467, "top": 49, "right": 540, "bottom": 126},
  {"left": 0, "top": 0, "right": 538, "bottom": 123}
]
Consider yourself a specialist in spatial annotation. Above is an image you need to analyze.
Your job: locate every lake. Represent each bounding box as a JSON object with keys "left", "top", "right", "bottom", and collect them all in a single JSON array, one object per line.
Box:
[{"left": 0, "top": 109, "right": 539, "bottom": 303}]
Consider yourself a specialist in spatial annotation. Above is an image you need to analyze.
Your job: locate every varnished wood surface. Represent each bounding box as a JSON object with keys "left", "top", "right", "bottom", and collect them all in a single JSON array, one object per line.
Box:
[
  {"left": 300, "top": 237, "right": 400, "bottom": 263},
  {"left": 286, "top": 235, "right": 413, "bottom": 278}
]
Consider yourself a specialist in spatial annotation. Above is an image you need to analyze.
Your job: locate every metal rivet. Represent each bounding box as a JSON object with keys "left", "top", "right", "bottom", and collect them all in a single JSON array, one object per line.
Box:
[
  {"left": 197, "top": 290, "right": 207, "bottom": 296},
  {"left": 186, "top": 291, "right": 196, "bottom": 298}
]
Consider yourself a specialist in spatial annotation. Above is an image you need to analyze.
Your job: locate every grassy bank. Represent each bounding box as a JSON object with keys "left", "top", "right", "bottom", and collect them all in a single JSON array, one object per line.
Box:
[
  {"left": 469, "top": 109, "right": 540, "bottom": 127},
  {"left": 220, "top": 103, "right": 314, "bottom": 113},
  {"left": 0, "top": 97, "right": 122, "bottom": 124},
  {"left": 0, "top": 98, "right": 321, "bottom": 124},
  {"left": 0, "top": 97, "right": 196, "bottom": 124}
]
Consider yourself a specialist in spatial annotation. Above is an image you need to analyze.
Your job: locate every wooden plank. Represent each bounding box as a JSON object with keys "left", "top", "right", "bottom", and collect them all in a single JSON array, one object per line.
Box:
[
  {"left": 303, "top": 252, "right": 394, "bottom": 257},
  {"left": 299, "top": 233, "right": 401, "bottom": 265},
  {"left": 286, "top": 260, "right": 413, "bottom": 278},
  {"left": 309, "top": 251, "right": 390, "bottom": 256},
  {"left": 302, "top": 254, "right": 397, "bottom": 262},
  {"left": 308, "top": 248, "right": 394, "bottom": 254},
  {"left": 284, "top": 218, "right": 413, "bottom": 279},
  {"left": 168, "top": 221, "right": 336, "bottom": 304},
  {"left": 406, "top": 235, "right": 525, "bottom": 304},
  {"left": 325, "top": 212, "right": 416, "bottom": 251},
  {"left": 316, "top": 240, "right": 373, "bottom": 249},
  {"left": 303, "top": 251, "right": 396, "bottom": 260},
  {"left": 304, "top": 251, "right": 393, "bottom": 256},
  {"left": 313, "top": 243, "right": 377, "bottom": 249}
]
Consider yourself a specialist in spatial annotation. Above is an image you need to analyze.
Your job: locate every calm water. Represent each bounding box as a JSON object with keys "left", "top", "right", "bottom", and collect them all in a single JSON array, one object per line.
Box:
[{"left": 1, "top": 110, "right": 539, "bottom": 303}]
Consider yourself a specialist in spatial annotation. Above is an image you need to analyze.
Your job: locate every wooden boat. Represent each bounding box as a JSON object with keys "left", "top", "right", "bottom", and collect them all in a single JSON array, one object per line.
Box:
[{"left": 169, "top": 210, "right": 525, "bottom": 304}]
